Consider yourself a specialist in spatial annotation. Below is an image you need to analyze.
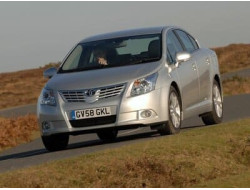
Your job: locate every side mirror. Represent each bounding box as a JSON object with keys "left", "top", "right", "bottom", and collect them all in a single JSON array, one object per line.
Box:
[
  {"left": 175, "top": 52, "right": 191, "bottom": 67},
  {"left": 44, "top": 67, "right": 57, "bottom": 79}
]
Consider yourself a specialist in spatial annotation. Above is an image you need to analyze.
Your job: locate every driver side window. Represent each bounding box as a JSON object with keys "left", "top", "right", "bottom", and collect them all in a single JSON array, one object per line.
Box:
[{"left": 166, "top": 30, "right": 184, "bottom": 64}]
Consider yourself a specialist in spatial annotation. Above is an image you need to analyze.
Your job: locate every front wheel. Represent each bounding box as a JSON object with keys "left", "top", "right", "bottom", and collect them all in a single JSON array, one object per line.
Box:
[
  {"left": 201, "top": 80, "right": 223, "bottom": 125},
  {"left": 158, "top": 86, "right": 182, "bottom": 135},
  {"left": 97, "top": 128, "right": 118, "bottom": 142},
  {"left": 42, "top": 134, "right": 69, "bottom": 152}
]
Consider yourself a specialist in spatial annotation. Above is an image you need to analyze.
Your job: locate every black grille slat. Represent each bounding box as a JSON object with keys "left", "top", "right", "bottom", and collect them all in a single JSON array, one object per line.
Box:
[{"left": 70, "top": 115, "right": 116, "bottom": 128}]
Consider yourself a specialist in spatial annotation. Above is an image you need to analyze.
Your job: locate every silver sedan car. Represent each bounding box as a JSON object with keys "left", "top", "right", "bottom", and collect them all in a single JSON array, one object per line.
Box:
[{"left": 38, "top": 26, "right": 223, "bottom": 151}]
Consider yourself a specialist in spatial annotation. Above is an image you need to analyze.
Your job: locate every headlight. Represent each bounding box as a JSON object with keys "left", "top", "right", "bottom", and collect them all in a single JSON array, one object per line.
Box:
[
  {"left": 40, "top": 88, "right": 56, "bottom": 106},
  {"left": 131, "top": 73, "right": 158, "bottom": 97}
]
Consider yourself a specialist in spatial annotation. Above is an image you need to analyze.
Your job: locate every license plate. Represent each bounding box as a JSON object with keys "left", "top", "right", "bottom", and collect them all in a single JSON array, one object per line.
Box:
[{"left": 71, "top": 107, "right": 112, "bottom": 120}]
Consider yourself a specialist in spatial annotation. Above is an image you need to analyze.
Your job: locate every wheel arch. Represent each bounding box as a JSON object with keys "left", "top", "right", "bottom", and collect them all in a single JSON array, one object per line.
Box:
[
  {"left": 214, "top": 74, "right": 223, "bottom": 100},
  {"left": 214, "top": 74, "right": 221, "bottom": 90},
  {"left": 170, "top": 81, "right": 182, "bottom": 110}
]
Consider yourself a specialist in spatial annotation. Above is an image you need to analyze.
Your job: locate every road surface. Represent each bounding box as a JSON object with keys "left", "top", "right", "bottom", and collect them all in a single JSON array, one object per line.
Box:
[
  {"left": 221, "top": 67, "right": 250, "bottom": 80},
  {"left": 0, "top": 94, "right": 250, "bottom": 173}
]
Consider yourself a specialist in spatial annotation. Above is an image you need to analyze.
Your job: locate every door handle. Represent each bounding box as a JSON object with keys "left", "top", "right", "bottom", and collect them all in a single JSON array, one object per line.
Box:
[
  {"left": 205, "top": 57, "right": 210, "bottom": 65},
  {"left": 192, "top": 63, "right": 196, "bottom": 71}
]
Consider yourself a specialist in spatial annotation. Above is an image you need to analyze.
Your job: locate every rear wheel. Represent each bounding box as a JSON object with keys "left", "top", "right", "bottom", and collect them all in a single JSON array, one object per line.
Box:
[
  {"left": 42, "top": 134, "right": 69, "bottom": 152},
  {"left": 158, "top": 86, "right": 182, "bottom": 135},
  {"left": 201, "top": 80, "right": 223, "bottom": 125},
  {"left": 97, "top": 128, "right": 118, "bottom": 142}
]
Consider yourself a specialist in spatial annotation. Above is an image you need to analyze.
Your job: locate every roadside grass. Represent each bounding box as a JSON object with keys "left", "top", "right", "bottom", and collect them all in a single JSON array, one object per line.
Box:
[
  {"left": 0, "top": 68, "right": 47, "bottom": 109},
  {"left": 0, "top": 62, "right": 59, "bottom": 110},
  {"left": 222, "top": 76, "right": 250, "bottom": 96},
  {"left": 0, "top": 118, "right": 249, "bottom": 188},
  {"left": 0, "top": 115, "right": 39, "bottom": 152},
  {"left": 212, "top": 43, "right": 250, "bottom": 74},
  {"left": 193, "top": 170, "right": 250, "bottom": 188}
]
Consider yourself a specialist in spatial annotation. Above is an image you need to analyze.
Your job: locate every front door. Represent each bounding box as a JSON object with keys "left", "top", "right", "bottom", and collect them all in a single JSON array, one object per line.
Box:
[{"left": 166, "top": 30, "right": 200, "bottom": 117}]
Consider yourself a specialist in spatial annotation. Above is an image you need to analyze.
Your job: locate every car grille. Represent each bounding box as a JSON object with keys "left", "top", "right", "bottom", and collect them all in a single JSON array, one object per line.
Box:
[
  {"left": 70, "top": 115, "right": 116, "bottom": 128},
  {"left": 59, "top": 84, "right": 125, "bottom": 103}
]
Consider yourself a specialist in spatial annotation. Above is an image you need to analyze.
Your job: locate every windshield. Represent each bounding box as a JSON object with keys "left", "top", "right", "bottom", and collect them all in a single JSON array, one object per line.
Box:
[{"left": 59, "top": 34, "right": 162, "bottom": 73}]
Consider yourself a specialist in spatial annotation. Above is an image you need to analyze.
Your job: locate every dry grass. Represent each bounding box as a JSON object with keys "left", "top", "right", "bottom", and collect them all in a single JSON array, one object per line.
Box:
[
  {"left": 0, "top": 118, "right": 249, "bottom": 188},
  {"left": 194, "top": 171, "right": 250, "bottom": 188},
  {"left": 0, "top": 114, "right": 39, "bottom": 151},
  {"left": 223, "top": 76, "right": 250, "bottom": 95},
  {"left": 0, "top": 68, "right": 47, "bottom": 109},
  {"left": 0, "top": 62, "right": 60, "bottom": 110},
  {"left": 212, "top": 44, "right": 250, "bottom": 74}
]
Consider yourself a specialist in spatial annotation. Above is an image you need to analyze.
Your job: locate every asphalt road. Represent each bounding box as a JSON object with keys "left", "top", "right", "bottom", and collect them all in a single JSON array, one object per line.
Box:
[
  {"left": 0, "top": 94, "right": 250, "bottom": 173},
  {"left": 221, "top": 67, "right": 250, "bottom": 80},
  {"left": 0, "top": 104, "right": 37, "bottom": 118}
]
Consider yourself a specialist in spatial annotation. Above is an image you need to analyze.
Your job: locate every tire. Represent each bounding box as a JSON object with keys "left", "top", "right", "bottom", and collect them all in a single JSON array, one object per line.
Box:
[
  {"left": 42, "top": 134, "right": 69, "bottom": 152},
  {"left": 97, "top": 128, "right": 118, "bottom": 142},
  {"left": 201, "top": 80, "right": 223, "bottom": 125},
  {"left": 158, "top": 86, "right": 182, "bottom": 135}
]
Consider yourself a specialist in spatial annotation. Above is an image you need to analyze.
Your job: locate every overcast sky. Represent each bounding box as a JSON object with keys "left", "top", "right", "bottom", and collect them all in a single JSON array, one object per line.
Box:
[{"left": 0, "top": 2, "right": 249, "bottom": 73}]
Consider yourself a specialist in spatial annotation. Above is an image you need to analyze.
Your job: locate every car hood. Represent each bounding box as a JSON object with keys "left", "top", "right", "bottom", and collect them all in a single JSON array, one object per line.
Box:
[{"left": 46, "top": 62, "right": 162, "bottom": 90}]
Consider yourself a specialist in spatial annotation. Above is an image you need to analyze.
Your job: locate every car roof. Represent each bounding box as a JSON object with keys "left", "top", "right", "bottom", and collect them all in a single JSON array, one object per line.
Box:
[{"left": 80, "top": 26, "right": 170, "bottom": 43}]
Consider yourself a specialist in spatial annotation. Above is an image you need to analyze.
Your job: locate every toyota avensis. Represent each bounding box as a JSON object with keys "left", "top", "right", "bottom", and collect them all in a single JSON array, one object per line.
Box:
[{"left": 38, "top": 26, "right": 223, "bottom": 151}]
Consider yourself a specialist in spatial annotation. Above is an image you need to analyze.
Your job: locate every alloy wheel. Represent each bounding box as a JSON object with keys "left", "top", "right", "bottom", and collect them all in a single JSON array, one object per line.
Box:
[
  {"left": 169, "top": 92, "right": 181, "bottom": 129},
  {"left": 213, "top": 84, "right": 223, "bottom": 118}
]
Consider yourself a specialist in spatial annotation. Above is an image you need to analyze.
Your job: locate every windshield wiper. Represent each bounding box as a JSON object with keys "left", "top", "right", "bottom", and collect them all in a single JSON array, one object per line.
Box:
[
  {"left": 58, "top": 58, "right": 160, "bottom": 73},
  {"left": 59, "top": 64, "right": 110, "bottom": 73},
  {"left": 131, "top": 57, "right": 160, "bottom": 65}
]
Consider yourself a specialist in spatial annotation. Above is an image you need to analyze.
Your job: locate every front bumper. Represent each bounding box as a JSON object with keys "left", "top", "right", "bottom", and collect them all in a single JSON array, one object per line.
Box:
[{"left": 37, "top": 87, "right": 169, "bottom": 136}]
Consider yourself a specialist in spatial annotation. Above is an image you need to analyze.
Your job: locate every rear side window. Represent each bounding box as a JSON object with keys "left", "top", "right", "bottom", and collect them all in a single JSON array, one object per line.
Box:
[
  {"left": 175, "top": 30, "right": 195, "bottom": 53},
  {"left": 188, "top": 34, "right": 199, "bottom": 50},
  {"left": 166, "top": 30, "right": 184, "bottom": 64}
]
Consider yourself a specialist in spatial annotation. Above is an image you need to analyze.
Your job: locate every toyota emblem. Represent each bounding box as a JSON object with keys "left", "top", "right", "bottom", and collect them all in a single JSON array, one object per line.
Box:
[{"left": 86, "top": 89, "right": 96, "bottom": 97}]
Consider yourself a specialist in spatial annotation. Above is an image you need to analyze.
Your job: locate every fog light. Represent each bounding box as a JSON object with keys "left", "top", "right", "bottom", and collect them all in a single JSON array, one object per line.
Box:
[
  {"left": 140, "top": 110, "right": 152, "bottom": 118},
  {"left": 42, "top": 121, "right": 51, "bottom": 131}
]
